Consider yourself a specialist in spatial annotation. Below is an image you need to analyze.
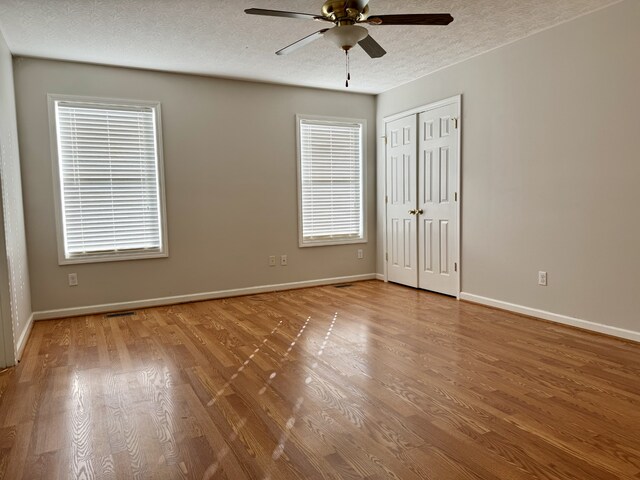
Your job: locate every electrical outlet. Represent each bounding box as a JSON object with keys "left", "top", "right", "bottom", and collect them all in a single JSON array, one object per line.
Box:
[
  {"left": 268, "top": 255, "right": 276, "bottom": 266},
  {"left": 68, "top": 273, "right": 78, "bottom": 286},
  {"left": 357, "top": 249, "right": 364, "bottom": 259},
  {"left": 280, "top": 255, "right": 288, "bottom": 266},
  {"left": 538, "top": 271, "right": 547, "bottom": 286}
]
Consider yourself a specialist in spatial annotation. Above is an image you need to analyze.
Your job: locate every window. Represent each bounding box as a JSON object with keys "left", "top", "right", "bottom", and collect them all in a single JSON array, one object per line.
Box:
[
  {"left": 48, "top": 95, "right": 168, "bottom": 264},
  {"left": 297, "top": 115, "right": 366, "bottom": 247}
]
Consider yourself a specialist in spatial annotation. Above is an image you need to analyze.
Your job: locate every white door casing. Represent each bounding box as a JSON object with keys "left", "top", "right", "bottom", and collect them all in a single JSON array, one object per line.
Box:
[
  {"left": 386, "top": 115, "right": 418, "bottom": 288},
  {"left": 384, "top": 96, "right": 461, "bottom": 297}
]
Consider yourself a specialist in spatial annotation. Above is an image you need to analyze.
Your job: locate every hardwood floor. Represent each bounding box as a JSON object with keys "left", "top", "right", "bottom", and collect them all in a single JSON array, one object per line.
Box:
[{"left": 0, "top": 280, "right": 639, "bottom": 479}]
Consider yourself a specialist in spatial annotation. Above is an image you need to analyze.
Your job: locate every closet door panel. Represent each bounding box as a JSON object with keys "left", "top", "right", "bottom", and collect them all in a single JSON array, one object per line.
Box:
[{"left": 386, "top": 115, "right": 418, "bottom": 288}]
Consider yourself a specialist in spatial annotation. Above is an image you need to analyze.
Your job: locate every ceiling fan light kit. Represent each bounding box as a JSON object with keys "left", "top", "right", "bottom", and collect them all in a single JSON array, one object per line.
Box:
[
  {"left": 323, "top": 24, "right": 368, "bottom": 51},
  {"left": 246, "top": 0, "right": 453, "bottom": 87}
]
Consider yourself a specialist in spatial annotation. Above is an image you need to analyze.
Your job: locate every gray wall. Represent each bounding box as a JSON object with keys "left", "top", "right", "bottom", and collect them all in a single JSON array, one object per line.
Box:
[
  {"left": 377, "top": 0, "right": 640, "bottom": 334},
  {"left": 0, "top": 28, "right": 31, "bottom": 364},
  {"left": 14, "top": 59, "right": 376, "bottom": 313}
]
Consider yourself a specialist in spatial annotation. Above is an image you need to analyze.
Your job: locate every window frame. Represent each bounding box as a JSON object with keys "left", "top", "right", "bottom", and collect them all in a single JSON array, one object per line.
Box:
[
  {"left": 47, "top": 94, "right": 169, "bottom": 265},
  {"left": 296, "top": 114, "right": 367, "bottom": 248}
]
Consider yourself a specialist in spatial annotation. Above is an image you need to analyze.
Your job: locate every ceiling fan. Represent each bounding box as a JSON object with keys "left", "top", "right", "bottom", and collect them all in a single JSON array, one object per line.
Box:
[{"left": 245, "top": 0, "right": 454, "bottom": 86}]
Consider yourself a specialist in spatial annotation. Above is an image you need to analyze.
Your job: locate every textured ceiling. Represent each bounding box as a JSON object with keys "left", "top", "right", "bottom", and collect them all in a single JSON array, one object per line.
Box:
[{"left": 0, "top": 0, "right": 620, "bottom": 94}]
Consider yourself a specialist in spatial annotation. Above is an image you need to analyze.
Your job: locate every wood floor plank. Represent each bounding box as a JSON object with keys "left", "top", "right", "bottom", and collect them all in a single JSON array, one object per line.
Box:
[{"left": 0, "top": 280, "right": 639, "bottom": 479}]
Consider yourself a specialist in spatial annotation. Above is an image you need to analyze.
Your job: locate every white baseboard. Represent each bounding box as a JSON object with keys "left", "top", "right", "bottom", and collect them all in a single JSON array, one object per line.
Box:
[
  {"left": 375, "top": 273, "right": 385, "bottom": 281},
  {"left": 460, "top": 292, "right": 640, "bottom": 343},
  {"left": 15, "top": 312, "right": 34, "bottom": 361},
  {"left": 32, "top": 274, "right": 378, "bottom": 321}
]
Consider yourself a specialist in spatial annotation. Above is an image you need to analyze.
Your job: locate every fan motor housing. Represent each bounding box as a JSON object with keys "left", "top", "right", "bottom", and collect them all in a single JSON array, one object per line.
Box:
[{"left": 321, "top": 0, "right": 369, "bottom": 24}]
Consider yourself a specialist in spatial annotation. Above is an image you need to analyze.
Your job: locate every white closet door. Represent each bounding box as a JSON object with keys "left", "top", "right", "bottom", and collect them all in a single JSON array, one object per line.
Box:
[
  {"left": 386, "top": 115, "right": 418, "bottom": 288},
  {"left": 417, "top": 103, "right": 459, "bottom": 296}
]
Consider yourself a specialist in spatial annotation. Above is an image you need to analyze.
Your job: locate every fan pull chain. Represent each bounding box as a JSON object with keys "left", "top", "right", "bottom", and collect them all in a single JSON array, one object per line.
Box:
[{"left": 345, "top": 50, "right": 350, "bottom": 88}]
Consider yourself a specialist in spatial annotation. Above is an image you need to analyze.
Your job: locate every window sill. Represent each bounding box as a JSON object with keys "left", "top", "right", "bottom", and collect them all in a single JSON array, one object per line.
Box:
[
  {"left": 299, "top": 238, "right": 367, "bottom": 248},
  {"left": 58, "top": 250, "right": 168, "bottom": 265}
]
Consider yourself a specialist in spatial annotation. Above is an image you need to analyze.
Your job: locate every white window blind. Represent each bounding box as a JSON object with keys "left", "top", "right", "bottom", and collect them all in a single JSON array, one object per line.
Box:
[
  {"left": 52, "top": 99, "right": 166, "bottom": 262},
  {"left": 299, "top": 117, "right": 364, "bottom": 246}
]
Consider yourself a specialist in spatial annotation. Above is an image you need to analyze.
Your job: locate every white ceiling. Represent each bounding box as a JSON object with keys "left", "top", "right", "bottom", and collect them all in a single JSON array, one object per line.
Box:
[{"left": 0, "top": 0, "right": 619, "bottom": 94}]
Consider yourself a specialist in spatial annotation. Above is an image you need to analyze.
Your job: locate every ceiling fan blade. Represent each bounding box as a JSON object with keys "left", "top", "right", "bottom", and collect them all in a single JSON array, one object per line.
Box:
[
  {"left": 346, "top": 0, "right": 370, "bottom": 12},
  {"left": 358, "top": 35, "right": 386, "bottom": 58},
  {"left": 276, "top": 29, "right": 330, "bottom": 55},
  {"left": 245, "top": 8, "right": 326, "bottom": 22},
  {"left": 365, "top": 13, "right": 454, "bottom": 26}
]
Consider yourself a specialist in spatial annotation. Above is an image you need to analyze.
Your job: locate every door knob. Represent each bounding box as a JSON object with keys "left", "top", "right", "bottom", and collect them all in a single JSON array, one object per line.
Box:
[
  {"left": 417, "top": 209, "right": 424, "bottom": 215},
  {"left": 408, "top": 209, "right": 418, "bottom": 215}
]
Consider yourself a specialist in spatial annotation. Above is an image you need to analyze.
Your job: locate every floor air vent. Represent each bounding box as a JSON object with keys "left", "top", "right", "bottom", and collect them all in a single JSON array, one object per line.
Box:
[
  {"left": 105, "top": 311, "right": 136, "bottom": 318},
  {"left": 334, "top": 284, "right": 353, "bottom": 288}
]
